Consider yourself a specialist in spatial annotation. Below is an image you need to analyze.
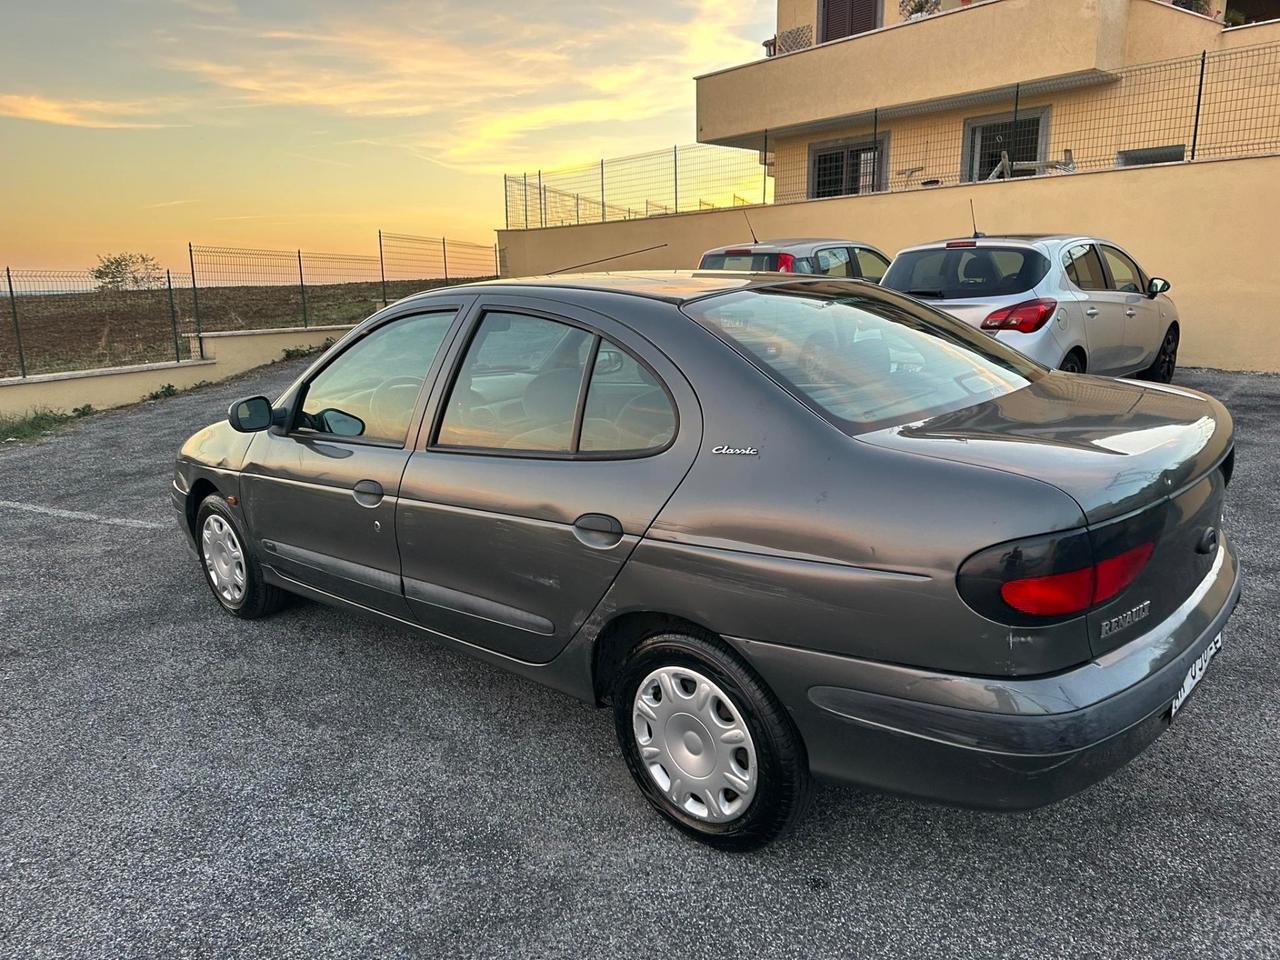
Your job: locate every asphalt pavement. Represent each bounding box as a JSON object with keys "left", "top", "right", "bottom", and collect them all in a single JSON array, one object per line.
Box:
[{"left": 1, "top": 360, "right": 1277, "bottom": 959}]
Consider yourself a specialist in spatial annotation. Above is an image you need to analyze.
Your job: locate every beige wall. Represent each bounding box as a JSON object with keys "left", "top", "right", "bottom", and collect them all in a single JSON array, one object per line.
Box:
[
  {"left": 0, "top": 324, "right": 351, "bottom": 419},
  {"left": 498, "top": 154, "right": 1280, "bottom": 372}
]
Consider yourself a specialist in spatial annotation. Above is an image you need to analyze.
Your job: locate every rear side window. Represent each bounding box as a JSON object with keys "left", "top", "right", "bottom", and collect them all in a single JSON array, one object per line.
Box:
[
  {"left": 700, "top": 252, "right": 779, "bottom": 271},
  {"left": 1063, "top": 244, "right": 1108, "bottom": 291},
  {"left": 881, "top": 246, "right": 1050, "bottom": 299},
  {"left": 815, "top": 248, "right": 854, "bottom": 277},
  {"left": 685, "top": 285, "right": 1041, "bottom": 434},
  {"left": 436, "top": 311, "right": 676, "bottom": 456}
]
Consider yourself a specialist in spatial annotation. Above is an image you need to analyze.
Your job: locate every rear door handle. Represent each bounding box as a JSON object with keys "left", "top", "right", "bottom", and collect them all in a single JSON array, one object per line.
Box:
[
  {"left": 353, "top": 479, "right": 384, "bottom": 508},
  {"left": 1084, "top": 307, "right": 1099, "bottom": 317},
  {"left": 573, "top": 513, "right": 624, "bottom": 549},
  {"left": 1125, "top": 308, "right": 1137, "bottom": 317}
]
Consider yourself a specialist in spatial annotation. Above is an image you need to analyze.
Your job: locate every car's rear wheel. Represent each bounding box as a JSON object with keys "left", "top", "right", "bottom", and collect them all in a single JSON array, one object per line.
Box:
[
  {"left": 1138, "top": 325, "right": 1179, "bottom": 383},
  {"left": 612, "top": 632, "right": 811, "bottom": 850},
  {"left": 1059, "top": 350, "right": 1086, "bottom": 374},
  {"left": 196, "top": 495, "right": 284, "bottom": 619}
]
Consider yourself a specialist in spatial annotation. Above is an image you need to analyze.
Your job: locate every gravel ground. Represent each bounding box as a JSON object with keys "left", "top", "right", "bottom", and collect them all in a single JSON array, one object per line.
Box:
[{"left": 1, "top": 362, "right": 1277, "bottom": 960}]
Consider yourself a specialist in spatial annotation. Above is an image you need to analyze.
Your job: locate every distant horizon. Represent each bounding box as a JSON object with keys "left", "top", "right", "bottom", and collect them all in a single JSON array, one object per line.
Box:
[{"left": 1, "top": 0, "right": 772, "bottom": 270}]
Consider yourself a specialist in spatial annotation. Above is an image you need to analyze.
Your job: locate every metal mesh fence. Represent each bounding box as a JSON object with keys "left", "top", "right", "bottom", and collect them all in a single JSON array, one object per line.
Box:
[
  {"left": 503, "top": 42, "right": 1280, "bottom": 228},
  {"left": 3, "top": 232, "right": 497, "bottom": 379}
]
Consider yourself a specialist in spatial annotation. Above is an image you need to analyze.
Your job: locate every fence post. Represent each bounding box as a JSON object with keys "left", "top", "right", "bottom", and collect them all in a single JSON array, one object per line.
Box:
[
  {"left": 166, "top": 270, "right": 181, "bottom": 363},
  {"left": 872, "top": 108, "right": 880, "bottom": 191},
  {"left": 5, "top": 267, "right": 26, "bottom": 378},
  {"left": 523, "top": 173, "right": 529, "bottom": 229},
  {"left": 441, "top": 237, "right": 449, "bottom": 281},
  {"left": 575, "top": 192, "right": 581, "bottom": 224},
  {"left": 378, "top": 229, "right": 388, "bottom": 306},
  {"left": 503, "top": 175, "right": 510, "bottom": 230},
  {"left": 1191, "top": 49, "right": 1207, "bottom": 161},
  {"left": 493, "top": 243, "right": 500, "bottom": 277},
  {"left": 600, "top": 159, "right": 606, "bottom": 222},
  {"left": 297, "top": 249, "right": 308, "bottom": 328},
  {"left": 537, "top": 170, "right": 544, "bottom": 228},
  {"left": 188, "top": 243, "right": 203, "bottom": 360},
  {"left": 673, "top": 144, "right": 679, "bottom": 214},
  {"left": 762, "top": 129, "right": 769, "bottom": 205}
]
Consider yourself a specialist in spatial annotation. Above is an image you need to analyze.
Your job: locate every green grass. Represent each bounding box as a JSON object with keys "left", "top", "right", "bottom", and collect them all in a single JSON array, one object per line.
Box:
[{"left": 0, "top": 404, "right": 94, "bottom": 443}]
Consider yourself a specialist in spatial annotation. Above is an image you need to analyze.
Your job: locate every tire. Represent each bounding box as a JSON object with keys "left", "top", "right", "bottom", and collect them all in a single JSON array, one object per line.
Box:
[
  {"left": 1137, "top": 325, "right": 1179, "bottom": 383},
  {"left": 612, "top": 632, "right": 811, "bottom": 850},
  {"left": 195, "top": 494, "right": 285, "bottom": 619},
  {"left": 1059, "top": 350, "right": 1086, "bottom": 374}
]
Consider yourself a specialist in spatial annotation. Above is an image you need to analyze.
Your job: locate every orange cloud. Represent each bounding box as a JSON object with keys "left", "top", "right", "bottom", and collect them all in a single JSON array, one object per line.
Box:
[{"left": 0, "top": 93, "right": 180, "bottom": 128}]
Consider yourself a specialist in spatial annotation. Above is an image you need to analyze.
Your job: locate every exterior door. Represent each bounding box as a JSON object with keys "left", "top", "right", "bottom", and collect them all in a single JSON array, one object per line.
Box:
[
  {"left": 395, "top": 295, "right": 701, "bottom": 664},
  {"left": 1063, "top": 243, "right": 1126, "bottom": 374},
  {"left": 241, "top": 306, "right": 465, "bottom": 616},
  {"left": 1099, "top": 244, "right": 1160, "bottom": 373}
]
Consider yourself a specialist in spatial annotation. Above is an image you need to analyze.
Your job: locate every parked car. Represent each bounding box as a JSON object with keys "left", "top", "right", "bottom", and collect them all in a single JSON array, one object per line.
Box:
[
  {"left": 176, "top": 272, "right": 1240, "bottom": 850},
  {"left": 699, "top": 238, "right": 891, "bottom": 282},
  {"left": 881, "top": 234, "right": 1180, "bottom": 380}
]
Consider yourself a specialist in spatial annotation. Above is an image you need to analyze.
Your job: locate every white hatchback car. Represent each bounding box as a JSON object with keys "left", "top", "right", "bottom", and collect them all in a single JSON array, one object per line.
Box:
[{"left": 881, "top": 235, "right": 1180, "bottom": 380}]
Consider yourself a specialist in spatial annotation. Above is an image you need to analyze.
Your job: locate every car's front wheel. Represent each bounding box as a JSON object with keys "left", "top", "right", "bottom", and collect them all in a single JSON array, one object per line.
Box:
[
  {"left": 196, "top": 494, "right": 284, "bottom": 619},
  {"left": 1138, "top": 325, "right": 1179, "bottom": 383},
  {"left": 612, "top": 632, "right": 811, "bottom": 850}
]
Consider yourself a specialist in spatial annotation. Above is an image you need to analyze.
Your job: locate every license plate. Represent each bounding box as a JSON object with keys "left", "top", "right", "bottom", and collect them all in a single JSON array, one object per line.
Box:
[{"left": 1170, "top": 632, "right": 1223, "bottom": 719}]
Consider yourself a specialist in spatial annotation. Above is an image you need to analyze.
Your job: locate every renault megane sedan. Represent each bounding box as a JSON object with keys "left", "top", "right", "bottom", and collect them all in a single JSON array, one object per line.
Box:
[{"left": 174, "top": 272, "right": 1241, "bottom": 849}]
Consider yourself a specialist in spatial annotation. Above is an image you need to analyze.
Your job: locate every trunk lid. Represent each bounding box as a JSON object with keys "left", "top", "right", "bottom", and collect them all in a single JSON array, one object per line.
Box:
[
  {"left": 862, "top": 374, "right": 1234, "bottom": 658},
  {"left": 859, "top": 374, "right": 1232, "bottom": 525}
]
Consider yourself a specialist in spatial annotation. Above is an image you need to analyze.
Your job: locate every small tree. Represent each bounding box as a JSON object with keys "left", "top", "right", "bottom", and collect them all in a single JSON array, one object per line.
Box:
[{"left": 90, "top": 252, "right": 163, "bottom": 291}]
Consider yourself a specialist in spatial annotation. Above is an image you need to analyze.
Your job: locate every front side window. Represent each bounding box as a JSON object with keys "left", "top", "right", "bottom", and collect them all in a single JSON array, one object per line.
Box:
[
  {"left": 855, "top": 249, "right": 890, "bottom": 283},
  {"left": 881, "top": 246, "right": 1051, "bottom": 300},
  {"left": 437, "top": 311, "right": 676, "bottom": 455},
  {"left": 964, "top": 112, "right": 1044, "bottom": 182},
  {"left": 1100, "top": 246, "right": 1144, "bottom": 294},
  {"left": 1063, "top": 244, "right": 1108, "bottom": 291},
  {"left": 685, "top": 285, "right": 1041, "bottom": 434},
  {"left": 815, "top": 247, "right": 854, "bottom": 278},
  {"left": 295, "top": 310, "right": 456, "bottom": 443}
]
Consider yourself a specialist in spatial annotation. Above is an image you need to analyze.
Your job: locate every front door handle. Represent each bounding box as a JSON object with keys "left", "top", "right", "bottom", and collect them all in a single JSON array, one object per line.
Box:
[
  {"left": 1125, "top": 308, "right": 1137, "bottom": 317},
  {"left": 573, "top": 513, "right": 624, "bottom": 549},
  {"left": 353, "top": 479, "right": 384, "bottom": 508},
  {"left": 1084, "top": 307, "right": 1099, "bottom": 317}
]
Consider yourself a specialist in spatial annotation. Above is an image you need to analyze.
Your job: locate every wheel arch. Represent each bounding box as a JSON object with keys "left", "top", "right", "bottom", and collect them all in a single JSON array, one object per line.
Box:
[
  {"left": 591, "top": 610, "right": 722, "bottom": 704},
  {"left": 1062, "top": 345, "right": 1088, "bottom": 373},
  {"left": 185, "top": 477, "right": 220, "bottom": 539}
]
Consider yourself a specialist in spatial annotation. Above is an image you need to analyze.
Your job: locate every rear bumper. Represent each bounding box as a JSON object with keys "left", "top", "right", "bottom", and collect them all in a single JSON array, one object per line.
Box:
[{"left": 730, "top": 536, "right": 1241, "bottom": 810}]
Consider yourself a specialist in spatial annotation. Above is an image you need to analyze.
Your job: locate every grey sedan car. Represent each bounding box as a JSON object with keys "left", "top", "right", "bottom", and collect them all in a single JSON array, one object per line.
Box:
[
  {"left": 882, "top": 235, "right": 1180, "bottom": 379},
  {"left": 174, "top": 273, "right": 1240, "bottom": 849}
]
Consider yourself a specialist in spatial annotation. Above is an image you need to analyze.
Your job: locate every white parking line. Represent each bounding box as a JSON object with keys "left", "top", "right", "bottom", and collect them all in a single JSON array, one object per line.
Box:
[{"left": 0, "top": 499, "right": 170, "bottom": 531}]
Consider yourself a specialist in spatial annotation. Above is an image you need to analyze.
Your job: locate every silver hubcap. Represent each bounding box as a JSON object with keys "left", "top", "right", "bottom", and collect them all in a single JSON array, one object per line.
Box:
[
  {"left": 201, "top": 514, "right": 246, "bottom": 605},
  {"left": 632, "top": 666, "right": 757, "bottom": 822}
]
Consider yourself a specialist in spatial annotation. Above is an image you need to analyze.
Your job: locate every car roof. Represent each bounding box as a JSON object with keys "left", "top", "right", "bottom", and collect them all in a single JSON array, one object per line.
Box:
[
  {"left": 901, "top": 234, "right": 1085, "bottom": 252},
  {"left": 701, "top": 238, "right": 876, "bottom": 255},
  {"left": 399, "top": 270, "right": 825, "bottom": 306}
]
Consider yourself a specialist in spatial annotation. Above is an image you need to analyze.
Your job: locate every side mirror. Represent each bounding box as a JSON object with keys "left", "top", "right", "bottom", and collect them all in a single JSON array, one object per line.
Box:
[
  {"left": 594, "top": 348, "right": 626, "bottom": 377},
  {"left": 1148, "top": 277, "right": 1171, "bottom": 297},
  {"left": 228, "top": 395, "right": 274, "bottom": 432},
  {"left": 318, "top": 408, "right": 365, "bottom": 437}
]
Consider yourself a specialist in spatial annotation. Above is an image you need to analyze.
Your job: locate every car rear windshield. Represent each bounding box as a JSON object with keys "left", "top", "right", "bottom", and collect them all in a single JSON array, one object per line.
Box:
[
  {"left": 881, "top": 245, "right": 1051, "bottom": 300},
  {"left": 700, "top": 252, "right": 783, "bottom": 271},
  {"left": 684, "top": 284, "right": 1042, "bottom": 434}
]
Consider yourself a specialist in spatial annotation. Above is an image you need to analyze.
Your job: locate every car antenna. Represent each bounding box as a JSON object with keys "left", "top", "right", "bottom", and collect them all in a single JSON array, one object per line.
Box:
[
  {"left": 548, "top": 242, "right": 669, "bottom": 274},
  {"left": 969, "top": 199, "right": 986, "bottom": 239},
  {"left": 742, "top": 209, "right": 760, "bottom": 244}
]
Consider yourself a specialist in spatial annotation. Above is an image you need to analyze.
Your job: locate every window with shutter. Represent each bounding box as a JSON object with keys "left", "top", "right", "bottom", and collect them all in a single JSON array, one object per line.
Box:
[{"left": 821, "top": 0, "right": 879, "bottom": 42}]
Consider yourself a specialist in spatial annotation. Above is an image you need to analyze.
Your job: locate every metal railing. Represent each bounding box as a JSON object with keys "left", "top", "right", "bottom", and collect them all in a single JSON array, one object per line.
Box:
[
  {"left": 2, "top": 232, "right": 499, "bottom": 379},
  {"left": 503, "top": 42, "right": 1280, "bottom": 229}
]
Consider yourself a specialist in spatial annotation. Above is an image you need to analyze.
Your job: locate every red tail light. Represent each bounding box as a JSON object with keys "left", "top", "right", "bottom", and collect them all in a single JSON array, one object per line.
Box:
[
  {"left": 776, "top": 253, "right": 796, "bottom": 273},
  {"left": 1000, "top": 542, "right": 1155, "bottom": 617},
  {"left": 981, "top": 298, "right": 1058, "bottom": 334}
]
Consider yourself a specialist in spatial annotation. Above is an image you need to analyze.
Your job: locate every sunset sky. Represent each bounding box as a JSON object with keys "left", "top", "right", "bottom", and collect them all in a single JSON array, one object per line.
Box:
[{"left": 0, "top": 0, "right": 771, "bottom": 270}]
